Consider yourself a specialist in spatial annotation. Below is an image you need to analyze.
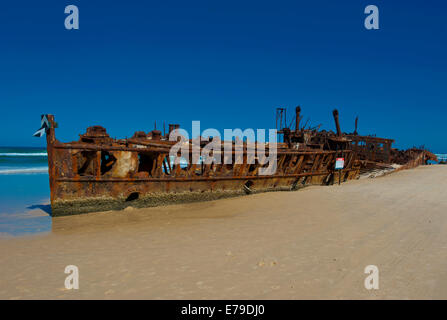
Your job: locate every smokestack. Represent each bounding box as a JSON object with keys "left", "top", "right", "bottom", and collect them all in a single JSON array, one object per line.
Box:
[
  {"left": 152, "top": 130, "right": 162, "bottom": 140},
  {"left": 332, "top": 109, "right": 342, "bottom": 137},
  {"left": 295, "top": 106, "right": 301, "bottom": 132},
  {"left": 354, "top": 116, "right": 358, "bottom": 135}
]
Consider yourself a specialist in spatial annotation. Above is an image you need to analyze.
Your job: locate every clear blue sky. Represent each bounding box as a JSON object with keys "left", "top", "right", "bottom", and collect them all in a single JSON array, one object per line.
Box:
[{"left": 1, "top": 0, "right": 446, "bottom": 152}]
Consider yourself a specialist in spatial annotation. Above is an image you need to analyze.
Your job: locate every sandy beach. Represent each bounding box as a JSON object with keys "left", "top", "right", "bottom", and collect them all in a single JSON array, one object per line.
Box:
[{"left": 1, "top": 165, "right": 447, "bottom": 299}]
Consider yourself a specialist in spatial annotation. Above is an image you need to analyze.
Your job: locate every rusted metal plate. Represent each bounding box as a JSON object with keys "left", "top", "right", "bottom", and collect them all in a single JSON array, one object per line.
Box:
[{"left": 42, "top": 106, "right": 431, "bottom": 216}]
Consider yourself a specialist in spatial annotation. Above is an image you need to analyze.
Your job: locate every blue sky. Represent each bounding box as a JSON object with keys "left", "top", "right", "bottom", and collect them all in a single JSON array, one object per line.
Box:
[{"left": 1, "top": 0, "right": 446, "bottom": 152}]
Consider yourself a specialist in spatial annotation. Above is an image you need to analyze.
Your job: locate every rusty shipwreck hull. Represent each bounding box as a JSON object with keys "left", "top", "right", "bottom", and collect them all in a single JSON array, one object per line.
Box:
[{"left": 43, "top": 115, "right": 359, "bottom": 216}]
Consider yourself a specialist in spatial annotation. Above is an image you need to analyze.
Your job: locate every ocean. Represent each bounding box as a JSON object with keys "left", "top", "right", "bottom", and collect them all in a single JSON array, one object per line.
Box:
[{"left": 0, "top": 147, "right": 51, "bottom": 237}]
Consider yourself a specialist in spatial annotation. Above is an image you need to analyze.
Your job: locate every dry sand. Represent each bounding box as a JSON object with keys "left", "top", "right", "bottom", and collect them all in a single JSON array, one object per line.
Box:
[{"left": 1, "top": 165, "right": 447, "bottom": 299}]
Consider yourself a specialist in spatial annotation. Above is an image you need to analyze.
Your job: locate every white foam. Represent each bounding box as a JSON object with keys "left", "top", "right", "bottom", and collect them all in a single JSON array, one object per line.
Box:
[
  {"left": 0, "top": 153, "right": 47, "bottom": 157},
  {"left": 0, "top": 167, "right": 49, "bottom": 175}
]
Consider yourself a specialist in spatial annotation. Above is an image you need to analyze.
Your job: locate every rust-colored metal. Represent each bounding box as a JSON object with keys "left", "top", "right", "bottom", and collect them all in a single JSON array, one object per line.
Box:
[
  {"left": 43, "top": 110, "right": 362, "bottom": 216},
  {"left": 43, "top": 106, "right": 433, "bottom": 216},
  {"left": 275, "top": 106, "right": 435, "bottom": 174},
  {"left": 332, "top": 109, "right": 342, "bottom": 137},
  {"left": 295, "top": 106, "right": 301, "bottom": 133}
]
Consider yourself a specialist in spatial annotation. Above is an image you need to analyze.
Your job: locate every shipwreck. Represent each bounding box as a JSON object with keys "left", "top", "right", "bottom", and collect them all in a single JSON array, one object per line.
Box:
[{"left": 37, "top": 107, "right": 437, "bottom": 216}]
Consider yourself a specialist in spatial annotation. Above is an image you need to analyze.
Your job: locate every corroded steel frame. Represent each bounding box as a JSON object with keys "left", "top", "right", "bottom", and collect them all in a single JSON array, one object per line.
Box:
[
  {"left": 346, "top": 135, "right": 394, "bottom": 163},
  {"left": 44, "top": 115, "right": 360, "bottom": 216}
]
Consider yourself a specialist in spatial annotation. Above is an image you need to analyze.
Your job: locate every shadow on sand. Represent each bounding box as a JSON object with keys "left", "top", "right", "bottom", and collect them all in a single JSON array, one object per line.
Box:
[{"left": 27, "top": 204, "right": 52, "bottom": 216}]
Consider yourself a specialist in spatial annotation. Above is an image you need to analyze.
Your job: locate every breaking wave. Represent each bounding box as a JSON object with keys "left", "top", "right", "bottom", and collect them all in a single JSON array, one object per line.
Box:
[
  {"left": 0, "top": 153, "right": 47, "bottom": 157},
  {"left": 0, "top": 167, "right": 48, "bottom": 175}
]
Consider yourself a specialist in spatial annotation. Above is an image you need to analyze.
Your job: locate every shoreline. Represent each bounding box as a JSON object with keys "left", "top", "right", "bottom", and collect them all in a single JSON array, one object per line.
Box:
[
  {"left": 1, "top": 165, "right": 447, "bottom": 299},
  {"left": 0, "top": 198, "right": 51, "bottom": 238}
]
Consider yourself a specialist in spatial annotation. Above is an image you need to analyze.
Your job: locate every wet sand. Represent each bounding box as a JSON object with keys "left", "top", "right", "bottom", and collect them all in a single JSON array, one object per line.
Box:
[{"left": 1, "top": 165, "right": 447, "bottom": 299}]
